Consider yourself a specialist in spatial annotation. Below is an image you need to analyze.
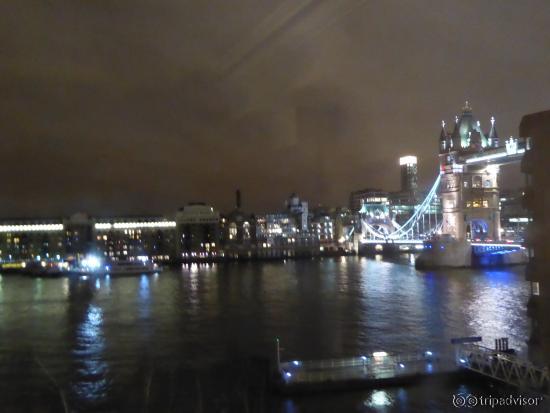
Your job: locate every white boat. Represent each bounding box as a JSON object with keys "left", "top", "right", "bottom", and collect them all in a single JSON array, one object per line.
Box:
[
  {"left": 102, "top": 260, "right": 160, "bottom": 275},
  {"left": 74, "top": 256, "right": 160, "bottom": 276}
]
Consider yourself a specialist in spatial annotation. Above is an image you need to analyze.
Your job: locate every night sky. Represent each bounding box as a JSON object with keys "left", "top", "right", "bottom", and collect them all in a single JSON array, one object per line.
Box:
[{"left": 1, "top": 0, "right": 549, "bottom": 217}]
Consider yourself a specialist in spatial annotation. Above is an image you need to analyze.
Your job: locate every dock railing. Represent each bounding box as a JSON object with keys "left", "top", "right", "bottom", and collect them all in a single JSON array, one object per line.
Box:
[
  {"left": 279, "top": 350, "right": 452, "bottom": 385},
  {"left": 455, "top": 343, "right": 549, "bottom": 395}
]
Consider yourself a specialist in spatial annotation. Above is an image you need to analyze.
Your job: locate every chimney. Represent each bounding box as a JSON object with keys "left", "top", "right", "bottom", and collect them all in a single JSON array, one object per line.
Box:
[{"left": 236, "top": 189, "right": 241, "bottom": 209}]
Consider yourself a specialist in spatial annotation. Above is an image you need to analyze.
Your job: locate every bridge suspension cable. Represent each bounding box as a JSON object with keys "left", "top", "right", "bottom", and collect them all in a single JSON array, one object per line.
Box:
[{"left": 361, "top": 173, "right": 442, "bottom": 241}]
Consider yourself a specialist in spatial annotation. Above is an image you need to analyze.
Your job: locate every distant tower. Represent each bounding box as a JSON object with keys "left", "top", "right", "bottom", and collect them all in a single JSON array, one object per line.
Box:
[
  {"left": 399, "top": 156, "right": 418, "bottom": 193},
  {"left": 439, "top": 102, "right": 501, "bottom": 241},
  {"left": 448, "top": 101, "right": 488, "bottom": 150},
  {"left": 439, "top": 120, "right": 449, "bottom": 152},
  {"left": 487, "top": 116, "right": 500, "bottom": 147},
  {"left": 236, "top": 189, "right": 242, "bottom": 209}
]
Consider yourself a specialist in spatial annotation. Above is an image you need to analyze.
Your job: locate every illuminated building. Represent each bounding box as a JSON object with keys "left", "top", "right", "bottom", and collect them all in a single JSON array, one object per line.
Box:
[
  {"left": 250, "top": 193, "right": 319, "bottom": 258},
  {"left": 399, "top": 155, "right": 418, "bottom": 194},
  {"left": 64, "top": 212, "right": 93, "bottom": 258},
  {"left": 0, "top": 219, "right": 64, "bottom": 261},
  {"left": 499, "top": 190, "right": 529, "bottom": 241},
  {"left": 222, "top": 189, "right": 255, "bottom": 246},
  {"left": 93, "top": 217, "right": 176, "bottom": 261},
  {"left": 358, "top": 191, "right": 390, "bottom": 219},
  {"left": 286, "top": 193, "right": 309, "bottom": 232},
  {"left": 520, "top": 109, "right": 550, "bottom": 367},
  {"left": 309, "top": 207, "right": 334, "bottom": 244},
  {"left": 309, "top": 206, "right": 356, "bottom": 252},
  {"left": 175, "top": 203, "right": 220, "bottom": 258},
  {"left": 349, "top": 188, "right": 387, "bottom": 213},
  {"left": 439, "top": 102, "right": 503, "bottom": 241}
]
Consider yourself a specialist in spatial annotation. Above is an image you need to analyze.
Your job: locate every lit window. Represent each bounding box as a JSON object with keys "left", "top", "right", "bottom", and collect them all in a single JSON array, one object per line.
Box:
[{"left": 472, "top": 176, "right": 482, "bottom": 188}]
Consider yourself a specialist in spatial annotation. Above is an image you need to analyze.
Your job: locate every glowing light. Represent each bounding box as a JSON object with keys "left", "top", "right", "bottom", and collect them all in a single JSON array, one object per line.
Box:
[
  {"left": 425, "top": 351, "right": 433, "bottom": 357},
  {"left": 470, "top": 242, "right": 522, "bottom": 248},
  {"left": 466, "top": 152, "right": 505, "bottom": 163},
  {"left": 95, "top": 221, "right": 176, "bottom": 230},
  {"left": 373, "top": 351, "right": 388, "bottom": 358},
  {"left": 459, "top": 358, "right": 467, "bottom": 364},
  {"left": 399, "top": 155, "right": 417, "bottom": 166},
  {"left": 292, "top": 360, "right": 301, "bottom": 366},
  {"left": 285, "top": 372, "right": 292, "bottom": 378},
  {"left": 81, "top": 255, "right": 101, "bottom": 270},
  {"left": 0, "top": 223, "right": 63, "bottom": 232},
  {"left": 509, "top": 217, "right": 528, "bottom": 223},
  {"left": 365, "top": 390, "right": 392, "bottom": 407},
  {"left": 362, "top": 239, "right": 423, "bottom": 245},
  {"left": 486, "top": 164, "right": 499, "bottom": 174},
  {"left": 399, "top": 363, "right": 405, "bottom": 368}
]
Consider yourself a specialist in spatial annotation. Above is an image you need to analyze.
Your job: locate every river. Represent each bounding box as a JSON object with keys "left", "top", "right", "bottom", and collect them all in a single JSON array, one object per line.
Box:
[{"left": 0, "top": 256, "right": 545, "bottom": 412}]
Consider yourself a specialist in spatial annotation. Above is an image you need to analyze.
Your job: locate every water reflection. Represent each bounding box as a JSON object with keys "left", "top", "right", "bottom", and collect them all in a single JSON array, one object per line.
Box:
[
  {"left": 72, "top": 303, "right": 109, "bottom": 403},
  {"left": 466, "top": 268, "right": 528, "bottom": 351},
  {"left": 138, "top": 274, "right": 151, "bottom": 318},
  {"left": 364, "top": 390, "right": 393, "bottom": 408},
  {"left": 0, "top": 258, "right": 534, "bottom": 412}
]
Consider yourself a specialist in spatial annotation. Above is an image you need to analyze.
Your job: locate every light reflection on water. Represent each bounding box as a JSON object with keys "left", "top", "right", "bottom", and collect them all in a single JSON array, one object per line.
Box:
[
  {"left": 0, "top": 257, "right": 532, "bottom": 411},
  {"left": 364, "top": 390, "right": 393, "bottom": 408},
  {"left": 72, "top": 304, "right": 109, "bottom": 402}
]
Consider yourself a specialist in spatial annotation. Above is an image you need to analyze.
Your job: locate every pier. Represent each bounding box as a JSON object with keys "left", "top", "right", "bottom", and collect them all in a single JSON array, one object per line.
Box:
[
  {"left": 274, "top": 339, "right": 550, "bottom": 396},
  {"left": 275, "top": 350, "right": 459, "bottom": 394}
]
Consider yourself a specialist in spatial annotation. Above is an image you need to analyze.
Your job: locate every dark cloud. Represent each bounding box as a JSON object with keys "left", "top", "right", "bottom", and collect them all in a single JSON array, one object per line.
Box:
[{"left": 1, "top": 0, "right": 549, "bottom": 216}]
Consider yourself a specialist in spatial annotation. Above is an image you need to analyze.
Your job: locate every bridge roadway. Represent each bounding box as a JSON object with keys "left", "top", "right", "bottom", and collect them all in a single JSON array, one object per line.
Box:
[{"left": 360, "top": 239, "right": 524, "bottom": 252}]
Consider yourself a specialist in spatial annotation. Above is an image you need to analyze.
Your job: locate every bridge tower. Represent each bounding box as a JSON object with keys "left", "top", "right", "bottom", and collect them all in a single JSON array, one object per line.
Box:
[{"left": 438, "top": 102, "right": 501, "bottom": 241}]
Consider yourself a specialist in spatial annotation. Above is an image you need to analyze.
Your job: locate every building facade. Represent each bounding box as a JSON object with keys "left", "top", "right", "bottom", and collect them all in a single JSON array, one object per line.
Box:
[
  {"left": 399, "top": 155, "right": 418, "bottom": 194},
  {"left": 439, "top": 103, "right": 502, "bottom": 241},
  {"left": 175, "top": 203, "right": 220, "bottom": 259},
  {"left": 520, "top": 109, "right": 550, "bottom": 368}
]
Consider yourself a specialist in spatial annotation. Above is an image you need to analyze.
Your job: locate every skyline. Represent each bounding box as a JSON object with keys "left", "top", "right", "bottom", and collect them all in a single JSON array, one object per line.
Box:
[{"left": 2, "top": 0, "right": 549, "bottom": 216}]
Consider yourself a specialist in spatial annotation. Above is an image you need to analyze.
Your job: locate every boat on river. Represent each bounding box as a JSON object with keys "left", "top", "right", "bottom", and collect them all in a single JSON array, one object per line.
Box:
[
  {"left": 73, "top": 257, "right": 160, "bottom": 276},
  {"left": 102, "top": 260, "right": 160, "bottom": 275}
]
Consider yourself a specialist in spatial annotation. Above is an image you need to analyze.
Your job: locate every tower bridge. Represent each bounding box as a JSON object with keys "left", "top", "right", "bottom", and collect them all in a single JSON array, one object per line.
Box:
[{"left": 360, "top": 102, "right": 529, "bottom": 267}]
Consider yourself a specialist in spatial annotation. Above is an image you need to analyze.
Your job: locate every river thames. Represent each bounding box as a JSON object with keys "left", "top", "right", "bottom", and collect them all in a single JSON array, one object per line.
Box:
[{"left": 0, "top": 256, "right": 545, "bottom": 412}]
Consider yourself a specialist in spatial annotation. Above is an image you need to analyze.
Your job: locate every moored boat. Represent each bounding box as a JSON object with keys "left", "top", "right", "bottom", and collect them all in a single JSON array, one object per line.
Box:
[{"left": 102, "top": 260, "right": 160, "bottom": 275}]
